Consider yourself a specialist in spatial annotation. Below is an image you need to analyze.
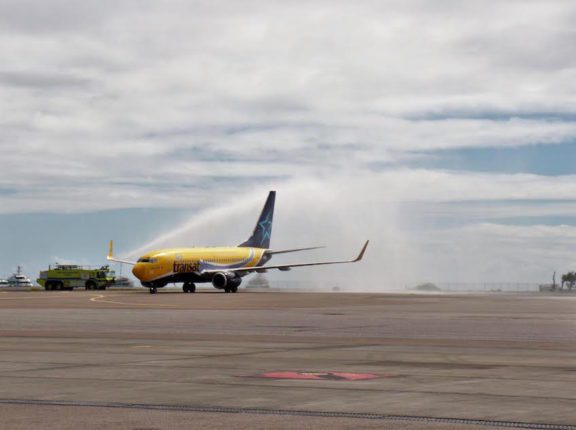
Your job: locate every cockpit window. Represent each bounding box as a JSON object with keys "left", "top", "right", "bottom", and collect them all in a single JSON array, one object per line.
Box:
[{"left": 137, "top": 257, "right": 158, "bottom": 263}]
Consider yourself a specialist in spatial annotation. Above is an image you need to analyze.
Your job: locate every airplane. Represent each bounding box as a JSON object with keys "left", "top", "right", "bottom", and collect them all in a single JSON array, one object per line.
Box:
[{"left": 107, "top": 191, "right": 369, "bottom": 294}]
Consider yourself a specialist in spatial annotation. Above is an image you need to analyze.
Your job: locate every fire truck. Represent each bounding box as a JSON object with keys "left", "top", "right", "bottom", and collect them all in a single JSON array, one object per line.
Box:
[{"left": 37, "top": 264, "right": 115, "bottom": 291}]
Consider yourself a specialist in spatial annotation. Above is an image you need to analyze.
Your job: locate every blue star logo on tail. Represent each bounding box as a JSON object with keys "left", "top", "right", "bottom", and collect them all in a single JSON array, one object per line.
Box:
[{"left": 258, "top": 213, "right": 272, "bottom": 246}]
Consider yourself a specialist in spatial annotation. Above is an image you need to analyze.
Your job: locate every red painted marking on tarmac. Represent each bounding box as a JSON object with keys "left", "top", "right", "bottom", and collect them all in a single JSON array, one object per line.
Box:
[{"left": 256, "top": 371, "right": 381, "bottom": 381}]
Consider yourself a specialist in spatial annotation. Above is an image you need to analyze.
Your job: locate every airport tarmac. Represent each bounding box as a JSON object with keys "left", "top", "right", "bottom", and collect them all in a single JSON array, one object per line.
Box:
[{"left": 0, "top": 289, "right": 575, "bottom": 429}]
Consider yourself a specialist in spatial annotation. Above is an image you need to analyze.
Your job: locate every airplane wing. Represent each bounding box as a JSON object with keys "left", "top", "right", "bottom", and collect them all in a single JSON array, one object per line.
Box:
[
  {"left": 201, "top": 241, "right": 369, "bottom": 275},
  {"left": 265, "top": 246, "right": 325, "bottom": 255},
  {"left": 106, "top": 240, "right": 137, "bottom": 266}
]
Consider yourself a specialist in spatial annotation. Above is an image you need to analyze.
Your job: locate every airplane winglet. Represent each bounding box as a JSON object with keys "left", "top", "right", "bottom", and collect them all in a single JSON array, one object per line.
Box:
[
  {"left": 106, "top": 240, "right": 137, "bottom": 265},
  {"left": 353, "top": 240, "right": 370, "bottom": 262}
]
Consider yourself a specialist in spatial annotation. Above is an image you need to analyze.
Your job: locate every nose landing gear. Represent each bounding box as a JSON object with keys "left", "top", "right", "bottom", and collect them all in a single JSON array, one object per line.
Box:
[{"left": 149, "top": 287, "right": 157, "bottom": 294}]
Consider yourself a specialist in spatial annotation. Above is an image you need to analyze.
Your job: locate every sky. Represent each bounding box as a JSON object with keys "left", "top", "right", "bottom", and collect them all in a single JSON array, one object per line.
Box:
[{"left": 0, "top": 0, "right": 575, "bottom": 288}]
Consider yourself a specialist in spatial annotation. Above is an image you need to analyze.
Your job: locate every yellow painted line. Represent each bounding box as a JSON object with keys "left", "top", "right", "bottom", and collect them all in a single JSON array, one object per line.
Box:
[
  {"left": 131, "top": 345, "right": 153, "bottom": 349},
  {"left": 88, "top": 294, "right": 176, "bottom": 308}
]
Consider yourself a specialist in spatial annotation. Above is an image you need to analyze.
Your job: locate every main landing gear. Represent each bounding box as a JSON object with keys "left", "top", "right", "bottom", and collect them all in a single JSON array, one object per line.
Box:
[
  {"left": 183, "top": 282, "right": 196, "bottom": 293},
  {"left": 224, "top": 285, "right": 238, "bottom": 294},
  {"left": 149, "top": 287, "right": 157, "bottom": 294}
]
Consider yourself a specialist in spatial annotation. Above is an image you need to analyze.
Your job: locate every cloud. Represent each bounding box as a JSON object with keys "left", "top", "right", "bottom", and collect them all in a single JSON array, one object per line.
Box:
[
  {"left": 0, "top": 0, "right": 143, "bottom": 34},
  {"left": 0, "top": 69, "right": 92, "bottom": 89},
  {"left": 0, "top": 168, "right": 575, "bottom": 214},
  {"left": 0, "top": 1, "right": 575, "bottom": 213}
]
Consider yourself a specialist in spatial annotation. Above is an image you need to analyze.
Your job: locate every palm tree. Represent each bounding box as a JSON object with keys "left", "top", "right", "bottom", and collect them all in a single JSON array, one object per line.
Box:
[
  {"left": 568, "top": 272, "right": 576, "bottom": 291},
  {"left": 561, "top": 272, "right": 576, "bottom": 291}
]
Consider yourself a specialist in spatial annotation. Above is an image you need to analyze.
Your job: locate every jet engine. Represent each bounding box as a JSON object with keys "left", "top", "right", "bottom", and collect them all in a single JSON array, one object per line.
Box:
[{"left": 212, "top": 272, "right": 242, "bottom": 289}]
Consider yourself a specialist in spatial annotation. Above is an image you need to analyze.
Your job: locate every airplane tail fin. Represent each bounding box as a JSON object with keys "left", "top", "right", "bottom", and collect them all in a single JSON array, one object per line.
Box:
[{"left": 239, "top": 191, "right": 275, "bottom": 249}]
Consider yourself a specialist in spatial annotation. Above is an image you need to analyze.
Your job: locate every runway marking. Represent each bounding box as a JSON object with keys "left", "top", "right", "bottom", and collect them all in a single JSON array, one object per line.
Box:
[
  {"left": 0, "top": 399, "right": 574, "bottom": 429},
  {"left": 256, "top": 371, "right": 382, "bottom": 381},
  {"left": 0, "top": 293, "right": 74, "bottom": 300},
  {"left": 88, "top": 294, "right": 176, "bottom": 308}
]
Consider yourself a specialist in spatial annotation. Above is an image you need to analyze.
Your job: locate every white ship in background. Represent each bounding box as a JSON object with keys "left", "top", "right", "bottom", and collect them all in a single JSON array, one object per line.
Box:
[{"left": 7, "top": 266, "right": 33, "bottom": 287}]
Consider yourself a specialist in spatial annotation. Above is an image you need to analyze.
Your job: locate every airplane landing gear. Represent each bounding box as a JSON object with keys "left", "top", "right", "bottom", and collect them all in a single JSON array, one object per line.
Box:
[
  {"left": 149, "top": 287, "right": 157, "bottom": 294},
  {"left": 224, "top": 286, "right": 238, "bottom": 293},
  {"left": 183, "top": 282, "right": 196, "bottom": 293}
]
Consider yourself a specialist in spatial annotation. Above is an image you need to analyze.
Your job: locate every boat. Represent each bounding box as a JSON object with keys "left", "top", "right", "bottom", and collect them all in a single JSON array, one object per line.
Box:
[{"left": 7, "top": 266, "right": 33, "bottom": 287}]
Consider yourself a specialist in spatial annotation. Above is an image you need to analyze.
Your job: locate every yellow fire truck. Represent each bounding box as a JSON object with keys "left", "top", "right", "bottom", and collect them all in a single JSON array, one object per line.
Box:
[{"left": 37, "top": 265, "right": 116, "bottom": 291}]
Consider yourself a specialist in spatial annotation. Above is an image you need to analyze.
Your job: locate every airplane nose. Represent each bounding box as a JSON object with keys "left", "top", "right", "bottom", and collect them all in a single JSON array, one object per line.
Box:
[{"left": 132, "top": 264, "right": 144, "bottom": 279}]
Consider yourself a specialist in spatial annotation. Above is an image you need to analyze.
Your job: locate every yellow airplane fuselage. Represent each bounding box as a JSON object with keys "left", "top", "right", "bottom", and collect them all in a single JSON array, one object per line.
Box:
[{"left": 131, "top": 246, "right": 267, "bottom": 285}]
